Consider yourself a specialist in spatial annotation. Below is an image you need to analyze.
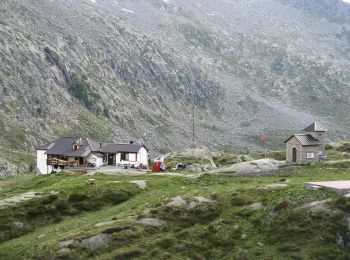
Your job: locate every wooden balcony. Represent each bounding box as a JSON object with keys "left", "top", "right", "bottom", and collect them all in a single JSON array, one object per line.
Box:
[{"left": 47, "top": 158, "right": 68, "bottom": 166}]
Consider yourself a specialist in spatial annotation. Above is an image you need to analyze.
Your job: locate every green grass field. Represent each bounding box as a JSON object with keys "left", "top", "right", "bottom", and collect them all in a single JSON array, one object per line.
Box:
[{"left": 1, "top": 162, "right": 350, "bottom": 259}]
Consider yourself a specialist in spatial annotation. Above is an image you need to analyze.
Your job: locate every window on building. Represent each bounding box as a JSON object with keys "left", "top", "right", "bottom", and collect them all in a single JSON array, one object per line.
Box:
[
  {"left": 306, "top": 153, "right": 315, "bottom": 159},
  {"left": 73, "top": 144, "right": 79, "bottom": 150},
  {"left": 103, "top": 156, "right": 107, "bottom": 162},
  {"left": 121, "top": 153, "right": 129, "bottom": 161}
]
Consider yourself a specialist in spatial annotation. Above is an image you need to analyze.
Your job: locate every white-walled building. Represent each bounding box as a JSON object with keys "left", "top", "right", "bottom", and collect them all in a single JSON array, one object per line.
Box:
[{"left": 36, "top": 137, "right": 149, "bottom": 174}]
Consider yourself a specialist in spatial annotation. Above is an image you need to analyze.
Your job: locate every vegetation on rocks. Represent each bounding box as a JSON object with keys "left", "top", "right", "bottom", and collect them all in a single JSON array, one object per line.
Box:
[{"left": 1, "top": 162, "right": 350, "bottom": 259}]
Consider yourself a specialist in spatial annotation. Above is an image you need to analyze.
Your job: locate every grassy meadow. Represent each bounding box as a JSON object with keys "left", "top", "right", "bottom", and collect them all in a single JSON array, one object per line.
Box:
[{"left": 0, "top": 161, "right": 350, "bottom": 259}]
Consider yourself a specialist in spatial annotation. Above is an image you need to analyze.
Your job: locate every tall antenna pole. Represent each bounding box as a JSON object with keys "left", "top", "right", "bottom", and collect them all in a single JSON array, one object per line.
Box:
[{"left": 192, "top": 100, "right": 195, "bottom": 146}]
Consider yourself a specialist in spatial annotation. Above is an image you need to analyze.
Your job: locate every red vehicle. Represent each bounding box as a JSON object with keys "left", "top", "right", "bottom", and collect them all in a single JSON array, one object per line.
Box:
[{"left": 152, "top": 162, "right": 162, "bottom": 171}]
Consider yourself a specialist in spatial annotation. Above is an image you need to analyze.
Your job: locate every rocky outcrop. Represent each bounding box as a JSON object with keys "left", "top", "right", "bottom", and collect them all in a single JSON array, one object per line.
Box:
[
  {"left": 1, "top": 0, "right": 350, "bottom": 174},
  {"left": 209, "top": 159, "right": 287, "bottom": 175}
]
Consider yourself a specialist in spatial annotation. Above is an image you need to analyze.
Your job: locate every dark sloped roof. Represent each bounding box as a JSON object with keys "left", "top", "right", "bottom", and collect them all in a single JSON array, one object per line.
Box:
[
  {"left": 303, "top": 122, "right": 327, "bottom": 132},
  {"left": 38, "top": 137, "right": 145, "bottom": 156},
  {"left": 93, "top": 152, "right": 105, "bottom": 157},
  {"left": 41, "top": 137, "right": 100, "bottom": 157},
  {"left": 37, "top": 142, "right": 55, "bottom": 150},
  {"left": 101, "top": 143, "right": 142, "bottom": 153},
  {"left": 285, "top": 134, "right": 321, "bottom": 146}
]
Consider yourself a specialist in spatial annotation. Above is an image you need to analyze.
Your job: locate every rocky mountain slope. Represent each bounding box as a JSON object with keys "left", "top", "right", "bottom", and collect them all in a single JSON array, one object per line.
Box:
[{"left": 0, "top": 0, "right": 349, "bottom": 174}]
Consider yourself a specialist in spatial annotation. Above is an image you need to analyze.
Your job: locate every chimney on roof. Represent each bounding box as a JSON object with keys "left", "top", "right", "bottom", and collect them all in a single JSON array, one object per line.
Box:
[
  {"left": 99, "top": 141, "right": 102, "bottom": 151},
  {"left": 130, "top": 141, "right": 134, "bottom": 144}
]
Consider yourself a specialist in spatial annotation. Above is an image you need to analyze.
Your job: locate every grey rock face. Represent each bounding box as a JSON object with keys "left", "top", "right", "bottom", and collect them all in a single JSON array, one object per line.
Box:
[
  {"left": 297, "top": 199, "right": 332, "bottom": 213},
  {"left": 81, "top": 233, "right": 112, "bottom": 249},
  {"left": 1, "top": 0, "right": 349, "bottom": 174},
  {"left": 136, "top": 218, "right": 166, "bottom": 227}
]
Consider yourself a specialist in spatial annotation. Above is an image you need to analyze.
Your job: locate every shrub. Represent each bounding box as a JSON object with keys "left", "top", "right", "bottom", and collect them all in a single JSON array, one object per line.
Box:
[
  {"left": 338, "top": 142, "right": 350, "bottom": 153},
  {"left": 113, "top": 249, "right": 144, "bottom": 259},
  {"left": 155, "top": 203, "right": 222, "bottom": 228},
  {"left": 69, "top": 74, "right": 101, "bottom": 112},
  {"left": 213, "top": 154, "right": 238, "bottom": 166},
  {"left": 231, "top": 193, "right": 253, "bottom": 206}
]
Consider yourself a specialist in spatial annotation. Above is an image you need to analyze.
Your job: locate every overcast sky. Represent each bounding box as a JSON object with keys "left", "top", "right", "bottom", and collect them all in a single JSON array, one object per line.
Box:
[{"left": 343, "top": 0, "right": 350, "bottom": 3}]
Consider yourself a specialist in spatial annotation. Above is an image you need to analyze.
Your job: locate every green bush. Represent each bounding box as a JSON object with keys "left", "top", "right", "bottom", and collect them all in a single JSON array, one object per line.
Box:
[
  {"left": 113, "top": 249, "right": 144, "bottom": 259},
  {"left": 165, "top": 156, "right": 210, "bottom": 169},
  {"left": 213, "top": 154, "right": 238, "bottom": 166},
  {"left": 338, "top": 142, "right": 350, "bottom": 153},
  {"left": 69, "top": 74, "right": 101, "bottom": 112},
  {"left": 231, "top": 193, "right": 253, "bottom": 206},
  {"left": 155, "top": 203, "right": 222, "bottom": 228}
]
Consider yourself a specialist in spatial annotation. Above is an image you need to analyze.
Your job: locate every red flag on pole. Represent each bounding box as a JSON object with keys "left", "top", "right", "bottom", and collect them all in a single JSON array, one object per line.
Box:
[{"left": 259, "top": 135, "right": 267, "bottom": 143}]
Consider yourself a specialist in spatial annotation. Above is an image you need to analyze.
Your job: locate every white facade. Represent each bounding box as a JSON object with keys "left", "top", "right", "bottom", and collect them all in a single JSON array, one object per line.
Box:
[
  {"left": 86, "top": 153, "right": 107, "bottom": 167},
  {"left": 138, "top": 147, "right": 148, "bottom": 166},
  {"left": 36, "top": 142, "right": 149, "bottom": 174},
  {"left": 36, "top": 150, "right": 52, "bottom": 174},
  {"left": 115, "top": 147, "right": 149, "bottom": 166}
]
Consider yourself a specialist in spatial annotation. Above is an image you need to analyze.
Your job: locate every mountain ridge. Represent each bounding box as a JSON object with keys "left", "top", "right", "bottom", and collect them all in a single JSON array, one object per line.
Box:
[{"left": 0, "top": 0, "right": 349, "bottom": 174}]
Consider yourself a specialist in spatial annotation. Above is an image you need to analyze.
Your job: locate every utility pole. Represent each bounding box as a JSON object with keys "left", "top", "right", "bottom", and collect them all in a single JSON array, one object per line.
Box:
[{"left": 192, "top": 100, "right": 195, "bottom": 147}]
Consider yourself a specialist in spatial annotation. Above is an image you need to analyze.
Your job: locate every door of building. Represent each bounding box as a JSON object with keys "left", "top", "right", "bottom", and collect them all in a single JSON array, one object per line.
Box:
[
  {"left": 292, "top": 148, "right": 297, "bottom": 163},
  {"left": 108, "top": 154, "right": 114, "bottom": 165}
]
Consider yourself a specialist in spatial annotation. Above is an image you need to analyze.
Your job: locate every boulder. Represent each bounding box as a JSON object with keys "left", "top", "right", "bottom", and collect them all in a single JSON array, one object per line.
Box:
[
  {"left": 81, "top": 233, "right": 112, "bottom": 249},
  {"left": 14, "top": 221, "right": 24, "bottom": 228},
  {"left": 247, "top": 202, "right": 264, "bottom": 210},
  {"left": 209, "top": 159, "right": 287, "bottom": 175},
  {"left": 136, "top": 218, "right": 166, "bottom": 227},
  {"left": 129, "top": 180, "right": 147, "bottom": 189},
  {"left": 167, "top": 196, "right": 214, "bottom": 209},
  {"left": 297, "top": 199, "right": 332, "bottom": 213},
  {"left": 167, "top": 196, "right": 188, "bottom": 207}
]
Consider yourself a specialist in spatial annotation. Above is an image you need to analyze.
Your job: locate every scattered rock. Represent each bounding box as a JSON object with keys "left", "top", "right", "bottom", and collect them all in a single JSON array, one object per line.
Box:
[
  {"left": 210, "top": 159, "right": 287, "bottom": 175},
  {"left": 247, "top": 202, "right": 264, "bottom": 210},
  {"left": 0, "top": 191, "right": 45, "bottom": 208},
  {"left": 95, "top": 220, "right": 117, "bottom": 227},
  {"left": 129, "top": 180, "right": 147, "bottom": 189},
  {"left": 167, "top": 196, "right": 214, "bottom": 208},
  {"left": 336, "top": 233, "right": 345, "bottom": 247},
  {"left": 297, "top": 199, "right": 332, "bottom": 213},
  {"left": 305, "top": 184, "right": 322, "bottom": 191},
  {"left": 241, "top": 234, "right": 247, "bottom": 239},
  {"left": 57, "top": 248, "right": 72, "bottom": 254},
  {"left": 136, "top": 218, "right": 166, "bottom": 227},
  {"left": 59, "top": 239, "right": 79, "bottom": 248},
  {"left": 81, "top": 233, "right": 112, "bottom": 249},
  {"left": 14, "top": 221, "right": 24, "bottom": 228},
  {"left": 264, "top": 183, "right": 289, "bottom": 189},
  {"left": 167, "top": 196, "right": 188, "bottom": 207},
  {"left": 193, "top": 196, "right": 214, "bottom": 203}
]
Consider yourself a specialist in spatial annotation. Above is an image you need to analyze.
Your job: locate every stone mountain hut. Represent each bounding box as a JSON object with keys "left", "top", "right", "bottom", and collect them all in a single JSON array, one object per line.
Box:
[{"left": 284, "top": 122, "right": 327, "bottom": 164}]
